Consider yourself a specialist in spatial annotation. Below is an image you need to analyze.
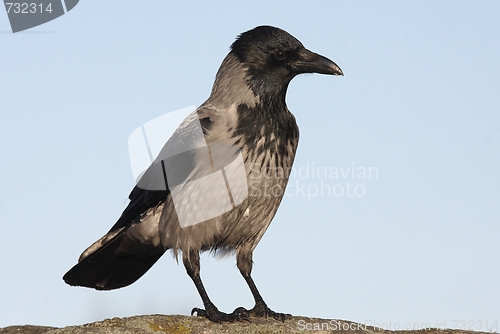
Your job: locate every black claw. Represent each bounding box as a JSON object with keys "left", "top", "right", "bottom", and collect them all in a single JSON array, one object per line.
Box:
[
  {"left": 191, "top": 307, "right": 206, "bottom": 317},
  {"left": 232, "top": 307, "right": 251, "bottom": 322},
  {"left": 192, "top": 302, "right": 290, "bottom": 323},
  {"left": 248, "top": 301, "right": 291, "bottom": 322},
  {"left": 191, "top": 305, "right": 250, "bottom": 323}
]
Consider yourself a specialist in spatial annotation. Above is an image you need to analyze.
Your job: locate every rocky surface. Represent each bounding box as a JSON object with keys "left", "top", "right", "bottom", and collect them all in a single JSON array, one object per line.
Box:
[{"left": 0, "top": 315, "right": 490, "bottom": 334}]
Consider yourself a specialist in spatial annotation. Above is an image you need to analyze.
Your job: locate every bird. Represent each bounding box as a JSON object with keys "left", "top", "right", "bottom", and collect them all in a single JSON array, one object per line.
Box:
[{"left": 63, "top": 25, "right": 343, "bottom": 323}]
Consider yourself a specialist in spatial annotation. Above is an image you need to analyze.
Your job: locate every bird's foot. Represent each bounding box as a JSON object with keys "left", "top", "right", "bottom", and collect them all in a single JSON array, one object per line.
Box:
[
  {"left": 191, "top": 304, "right": 250, "bottom": 323},
  {"left": 247, "top": 301, "right": 291, "bottom": 322}
]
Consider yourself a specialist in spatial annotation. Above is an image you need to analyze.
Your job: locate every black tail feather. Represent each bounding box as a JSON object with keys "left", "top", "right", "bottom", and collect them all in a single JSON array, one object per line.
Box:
[{"left": 63, "top": 229, "right": 165, "bottom": 290}]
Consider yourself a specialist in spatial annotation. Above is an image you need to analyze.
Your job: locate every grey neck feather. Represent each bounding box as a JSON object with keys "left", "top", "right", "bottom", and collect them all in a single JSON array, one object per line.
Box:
[{"left": 208, "top": 54, "right": 260, "bottom": 109}]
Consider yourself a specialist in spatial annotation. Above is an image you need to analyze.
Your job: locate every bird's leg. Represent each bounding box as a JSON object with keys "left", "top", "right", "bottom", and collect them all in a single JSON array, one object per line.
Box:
[
  {"left": 184, "top": 250, "right": 249, "bottom": 323},
  {"left": 236, "top": 249, "right": 291, "bottom": 322}
]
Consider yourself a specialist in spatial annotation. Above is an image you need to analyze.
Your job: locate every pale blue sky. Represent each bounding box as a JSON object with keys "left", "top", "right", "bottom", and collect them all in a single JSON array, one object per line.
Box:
[{"left": 1, "top": 1, "right": 499, "bottom": 330}]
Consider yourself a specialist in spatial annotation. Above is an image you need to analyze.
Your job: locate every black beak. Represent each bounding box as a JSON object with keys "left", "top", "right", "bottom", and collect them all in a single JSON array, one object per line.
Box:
[{"left": 293, "top": 48, "right": 343, "bottom": 76}]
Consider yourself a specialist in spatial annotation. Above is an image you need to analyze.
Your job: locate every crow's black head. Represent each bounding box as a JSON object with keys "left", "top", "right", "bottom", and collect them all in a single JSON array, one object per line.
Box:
[{"left": 230, "top": 26, "right": 343, "bottom": 98}]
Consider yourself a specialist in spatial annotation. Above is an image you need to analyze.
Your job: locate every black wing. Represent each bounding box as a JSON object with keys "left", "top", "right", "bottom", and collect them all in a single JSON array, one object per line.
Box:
[{"left": 108, "top": 186, "right": 169, "bottom": 232}]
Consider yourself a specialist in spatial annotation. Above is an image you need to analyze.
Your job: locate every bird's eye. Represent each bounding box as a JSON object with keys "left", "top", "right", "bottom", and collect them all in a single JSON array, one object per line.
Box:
[{"left": 274, "top": 50, "right": 286, "bottom": 61}]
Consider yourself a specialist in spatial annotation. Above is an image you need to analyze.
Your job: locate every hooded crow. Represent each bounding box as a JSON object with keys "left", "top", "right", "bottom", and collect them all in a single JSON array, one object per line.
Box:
[{"left": 63, "top": 25, "right": 343, "bottom": 323}]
